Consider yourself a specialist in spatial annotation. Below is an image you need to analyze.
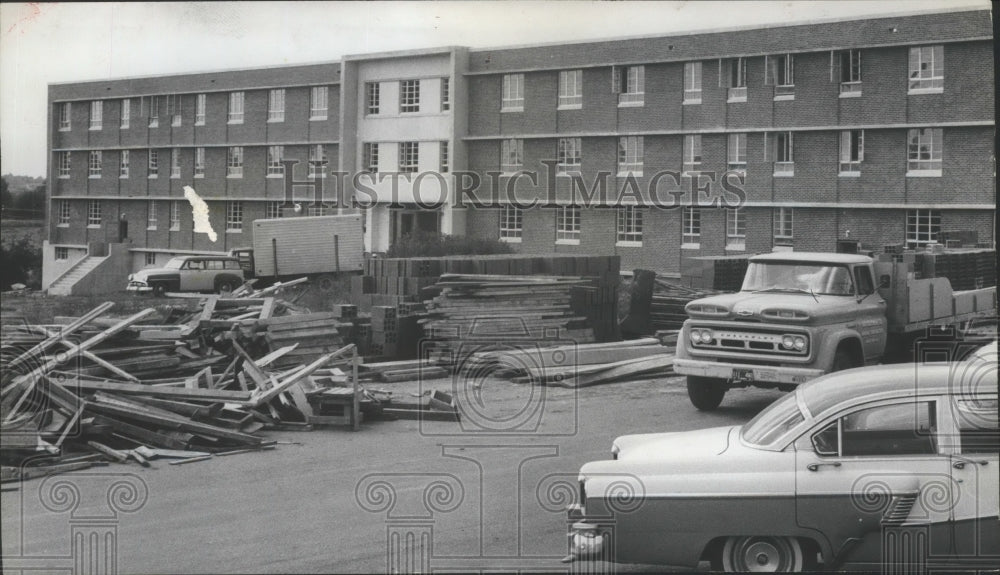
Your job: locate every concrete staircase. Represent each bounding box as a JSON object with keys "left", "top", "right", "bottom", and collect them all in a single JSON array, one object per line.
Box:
[{"left": 47, "top": 255, "right": 107, "bottom": 296}]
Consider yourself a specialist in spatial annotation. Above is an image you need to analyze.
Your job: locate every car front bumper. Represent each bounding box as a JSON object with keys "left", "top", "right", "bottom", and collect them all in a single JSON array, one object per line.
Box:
[
  {"left": 673, "top": 357, "right": 825, "bottom": 385},
  {"left": 126, "top": 282, "right": 152, "bottom": 293}
]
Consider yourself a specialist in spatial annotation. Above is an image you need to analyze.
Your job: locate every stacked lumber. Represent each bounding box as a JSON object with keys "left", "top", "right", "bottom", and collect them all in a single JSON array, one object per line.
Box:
[
  {"left": 680, "top": 254, "right": 751, "bottom": 292},
  {"left": 648, "top": 278, "right": 722, "bottom": 332}
]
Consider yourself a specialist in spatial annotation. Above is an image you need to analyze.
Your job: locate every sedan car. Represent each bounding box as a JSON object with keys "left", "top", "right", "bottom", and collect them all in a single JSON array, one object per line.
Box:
[
  {"left": 127, "top": 255, "right": 244, "bottom": 296},
  {"left": 566, "top": 352, "right": 998, "bottom": 572}
]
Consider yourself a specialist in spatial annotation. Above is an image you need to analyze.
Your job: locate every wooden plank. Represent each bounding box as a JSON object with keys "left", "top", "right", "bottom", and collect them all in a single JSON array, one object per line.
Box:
[
  {"left": 65, "top": 379, "right": 253, "bottom": 403},
  {"left": 248, "top": 344, "right": 356, "bottom": 408},
  {"left": 558, "top": 355, "right": 674, "bottom": 388}
]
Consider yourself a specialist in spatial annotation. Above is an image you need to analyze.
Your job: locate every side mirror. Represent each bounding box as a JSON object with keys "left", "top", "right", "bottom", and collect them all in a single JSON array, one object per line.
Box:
[{"left": 878, "top": 275, "right": 891, "bottom": 289}]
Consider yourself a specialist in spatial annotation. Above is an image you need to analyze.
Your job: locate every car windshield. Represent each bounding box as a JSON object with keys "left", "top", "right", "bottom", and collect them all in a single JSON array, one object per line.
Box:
[
  {"left": 741, "top": 391, "right": 805, "bottom": 448},
  {"left": 163, "top": 257, "right": 186, "bottom": 270},
  {"left": 742, "top": 262, "right": 855, "bottom": 296}
]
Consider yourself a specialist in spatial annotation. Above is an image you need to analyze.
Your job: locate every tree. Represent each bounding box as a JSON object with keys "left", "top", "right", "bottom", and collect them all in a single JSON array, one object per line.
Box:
[{"left": 0, "top": 176, "right": 12, "bottom": 215}]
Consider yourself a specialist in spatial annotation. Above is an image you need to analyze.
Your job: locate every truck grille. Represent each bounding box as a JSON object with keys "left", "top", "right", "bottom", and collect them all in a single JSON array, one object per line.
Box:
[{"left": 691, "top": 328, "right": 809, "bottom": 356}]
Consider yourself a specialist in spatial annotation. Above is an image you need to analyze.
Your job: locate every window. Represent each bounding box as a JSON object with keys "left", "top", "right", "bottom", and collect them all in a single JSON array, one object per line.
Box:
[
  {"left": 120, "top": 99, "right": 130, "bottom": 129},
  {"left": 400, "top": 80, "right": 423, "bottom": 113},
  {"left": 167, "top": 95, "right": 181, "bottom": 126},
  {"left": 87, "top": 200, "right": 101, "bottom": 227},
  {"left": 774, "top": 207, "right": 794, "bottom": 244},
  {"left": 148, "top": 96, "right": 159, "bottom": 127},
  {"left": 906, "top": 209, "right": 941, "bottom": 247},
  {"left": 682, "top": 207, "right": 701, "bottom": 247},
  {"left": 855, "top": 266, "right": 875, "bottom": 296},
  {"left": 170, "top": 201, "right": 181, "bottom": 231},
  {"left": 683, "top": 135, "right": 702, "bottom": 174},
  {"left": 812, "top": 402, "right": 937, "bottom": 457},
  {"left": 728, "top": 133, "right": 747, "bottom": 173},
  {"left": 266, "top": 201, "right": 283, "bottom": 219},
  {"left": 399, "top": 141, "right": 419, "bottom": 173},
  {"left": 556, "top": 205, "right": 581, "bottom": 243},
  {"left": 227, "top": 146, "right": 243, "bottom": 177},
  {"left": 907, "top": 128, "right": 943, "bottom": 174},
  {"left": 58, "top": 151, "right": 71, "bottom": 178},
  {"left": 773, "top": 132, "right": 794, "bottom": 176},
  {"left": 726, "top": 208, "right": 746, "bottom": 251},
  {"left": 767, "top": 54, "right": 795, "bottom": 98},
  {"left": 147, "top": 201, "right": 158, "bottom": 230},
  {"left": 502, "top": 74, "right": 524, "bottom": 111},
  {"left": 268, "top": 89, "right": 285, "bottom": 122},
  {"left": 617, "top": 136, "right": 643, "bottom": 175},
  {"left": 267, "top": 145, "right": 284, "bottom": 176},
  {"left": 363, "top": 142, "right": 379, "bottom": 173},
  {"left": 557, "top": 138, "right": 582, "bottom": 174},
  {"left": 440, "top": 141, "right": 449, "bottom": 173},
  {"left": 615, "top": 65, "right": 644, "bottom": 106},
  {"left": 558, "top": 70, "right": 583, "bottom": 109},
  {"left": 120, "top": 150, "right": 130, "bottom": 178},
  {"left": 58, "top": 201, "right": 71, "bottom": 226},
  {"left": 839, "top": 130, "right": 864, "bottom": 174},
  {"left": 195, "top": 94, "right": 206, "bottom": 125},
  {"left": 499, "top": 205, "right": 523, "bottom": 241},
  {"left": 501, "top": 139, "right": 523, "bottom": 173},
  {"left": 90, "top": 101, "right": 102, "bottom": 130},
  {"left": 909, "top": 46, "right": 944, "bottom": 93},
  {"left": 310, "top": 86, "right": 328, "bottom": 119},
  {"left": 955, "top": 398, "right": 1000, "bottom": 454},
  {"left": 171, "top": 149, "right": 181, "bottom": 178},
  {"left": 309, "top": 144, "right": 327, "bottom": 178},
  {"left": 228, "top": 92, "right": 244, "bottom": 124},
  {"left": 616, "top": 206, "right": 643, "bottom": 245},
  {"left": 728, "top": 57, "right": 747, "bottom": 102},
  {"left": 55, "top": 247, "right": 69, "bottom": 261},
  {"left": 683, "top": 62, "right": 702, "bottom": 103},
  {"left": 59, "top": 102, "right": 71, "bottom": 130},
  {"left": 88, "top": 151, "right": 102, "bottom": 178},
  {"left": 226, "top": 201, "right": 243, "bottom": 232},
  {"left": 365, "top": 82, "right": 380, "bottom": 115},
  {"left": 148, "top": 149, "right": 159, "bottom": 178},
  {"left": 194, "top": 147, "right": 205, "bottom": 177},
  {"left": 144, "top": 252, "right": 157, "bottom": 266},
  {"left": 838, "top": 50, "right": 862, "bottom": 96},
  {"left": 441, "top": 78, "right": 450, "bottom": 111}
]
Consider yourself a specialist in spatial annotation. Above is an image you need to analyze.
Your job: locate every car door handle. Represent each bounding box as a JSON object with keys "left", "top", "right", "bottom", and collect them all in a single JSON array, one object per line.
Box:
[
  {"left": 807, "top": 462, "right": 842, "bottom": 472},
  {"left": 953, "top": 459, "right": 988, "bottom": 469}
]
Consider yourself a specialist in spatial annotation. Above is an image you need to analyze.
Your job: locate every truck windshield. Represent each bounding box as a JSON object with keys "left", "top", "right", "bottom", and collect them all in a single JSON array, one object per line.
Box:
[
  {"left": 741, "top": 392, "right": 805, "bottom": 448},
  {"left": 742, "top": 262, "right": 855, "bottom": 296}
]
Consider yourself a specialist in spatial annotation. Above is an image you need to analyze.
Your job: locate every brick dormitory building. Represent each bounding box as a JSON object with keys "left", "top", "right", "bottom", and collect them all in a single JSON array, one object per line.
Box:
[{"left": 43, "top": 7, "right": 994, "bottom": 293}]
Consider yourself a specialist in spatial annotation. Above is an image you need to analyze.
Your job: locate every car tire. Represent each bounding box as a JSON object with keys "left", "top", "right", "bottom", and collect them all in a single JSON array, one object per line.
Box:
[
  {"left": 151, "top": 284, "right": 166, "bottom": 298},
  {"left": 721, "top": 535, "right": 803, "bottom": 572},
  {"left": 831, "top": 348, "right": 859, "bottom": 372},
  {"left": 687, "top": 376, "right": 727, "bottom": 411},
  {"left": 216, "top": 280, "right": 236, "bottom": 294}
]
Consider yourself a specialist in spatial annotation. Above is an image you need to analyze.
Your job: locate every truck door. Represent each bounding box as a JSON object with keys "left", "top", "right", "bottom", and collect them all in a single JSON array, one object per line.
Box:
[{"left": 854, "top": 266, "right": 888, "bottom": 361}]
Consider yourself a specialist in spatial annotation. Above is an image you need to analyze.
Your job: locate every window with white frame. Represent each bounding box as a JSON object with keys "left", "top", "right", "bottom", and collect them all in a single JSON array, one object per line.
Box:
[
  {"left": 682, "top": 207, "right": 701, "bottom": 246},
  {"left": 441, "top": 78, "right": 450, "bottom": 111},
  {"left": 909, "top": 46, "right": 943, "bottom": 92},
  {"left": 615, "top": 65, "right": 644, "bottom": 106},
  {"left": 556, "top": 205, "right": 581, "bottom": 242},
  {"left": 728, "top": 133, "right": 747, "bottom": 173},
  {"left": 170, "top": 201, "right": 181, "bottom": 230},
  {"left": 167, "top": 95, "right": 181, "bottom": 126},
  {"left": 58, "top": 151, "right": 71, "bottom": 178},
  {"left": 616, "top": 205, "right": 643, "bottom": 244},
  {"left": 774, "top": 207, "right": 794, "bottom": 244},
  {"left": 268, "top": 89, "right": 285, "bottom": 122},
  {"left": 267, "top": 145, "right": 284, "bottom": 176},
  {"left": 144, "top": 252, "right": 157, "bottom": 266},
  {"left": 90, "top": 101, "right": 103, "bottom": 130},
  {"left": 726, "top": 208, "right": 746, "bottom": 250},
  {"left": 226, "top": 201, "right": 243, "bottom": 232},
  {"left": 773, "top": 131, "right": 794, "bottom": 175},
  {"left": 440, "top": 141, "right": 449, "bottom": 173},
  {"left": 194, "top": 147, "right": 205, "bottom": 177},
  {"left": 227, "top": 146, "right": 243, "bottom": 177},
  {"left": 906, "top": 209, "right": 940, "bottom": 247},
  {"left": 228, "top": 91, "right": 244, "bottom": 124},
  {"left": 502, "top": 74, "right": 524, "bottom": 111},
  {"left": 839, "top": 50, "right": 862, "bottom": 96},
  {"left": 171, "top": 148, "right": 181, "bottom": 178},
  {"left": 59, "top": 102, "right": 71, "bottom": 130},
  {"left": 839, "top": 130, "right": 864, "bottom": 174},
  {"left": 907, "top": 128, "right": 942, "bottom": 174},
  {"left": 558, "top": 70, "right": 583, "bottom": 108},
  {"left": 363, "top": 142, "right": 379, "bottom": 173},
  {"left": 309, "top": 144, "right": 327, "bottom": 178},
  {"left": 684, "top": 62, "right": 702, "bottom": 103},
  {"left": 148, "top": 96, "right": 159, "bottom": 127},
  {"left": 195, "top": 94, "right": 206, "bottom": 125},
  {"left": 266, "top": 201, "right": 282, "bottom": 219},
  {"left": 120, "top": 99, "right": 130, "bottom": 129},
  {"left": 618, "top": 136, "right": 643, "bottom": 175},
  {"left": 148, "top": 149, "right": 159, "bottom": 177},
  {"left": 120, "top": 150, "right": 130, "bottom": 178},
  {"left": 728, "top": 57, "right": 747, "bottom": 101},
  {"left": 767, "top": 54, "right": 795, "bottom": 98},
  {"left": 58, "top": 200, "right": 71, "bottom": 226},
  {"left": 499, "top": 205, "right": 523, "bottom": 240},
  {"left": 683, "top": 135, "right": 702, "bottom": 174},
  {"left": 147, "top": 201, "right": 158, "bottom": 230},
  {"left": 88, "top": 151, "right": 102, "bottom": 178},
  {"left": 557, "top": 138, "right": 582, "bottom": 174},
  {"left": 399, "top": 142, "right": 419, "bottom": 173},
  {"left": 365, "top": 82, "right": 380, "bottom": 115},
  {"left": 55, "top": 247, "right": 69, "bottom": 261},
  {"left": 310, "top": 86, "right": 328, "bottom": 119},
  {"left": 501, "top": 139, "right": 523, "bottom": 173},
  {"left": 400, "top": 80, "right": 420, "bottom": 113},
  {"left": 87, "top": 200, "right": 101, "bottom": 227}
]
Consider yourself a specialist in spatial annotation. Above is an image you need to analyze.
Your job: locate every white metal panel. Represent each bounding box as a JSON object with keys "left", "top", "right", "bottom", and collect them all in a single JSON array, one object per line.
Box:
[{"left": 252, "top": 214, "right": 364, "bottom": 277}]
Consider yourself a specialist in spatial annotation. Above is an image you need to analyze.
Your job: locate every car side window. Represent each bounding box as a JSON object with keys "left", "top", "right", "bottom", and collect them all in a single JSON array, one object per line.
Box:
[
  {"left": 207, "top": 260, "right": 222, "bottom": 270},
  {"left": 812, "top": 401, "right": 938, "bottom": 457},
  {"left": 855, "top": 266, "right": 874, "bottom": 296},
  {"left": 186, "top": 260, "right": 202, "bottom": 270},
  {"left": 955, "top": 398, "right": 1000, "bottom": 454},
  {"left": 225, "top": 261, "right": 241, "bottom": 270},
  {"left": 811, "top": 421, "right": 839, "bottom": 456}
]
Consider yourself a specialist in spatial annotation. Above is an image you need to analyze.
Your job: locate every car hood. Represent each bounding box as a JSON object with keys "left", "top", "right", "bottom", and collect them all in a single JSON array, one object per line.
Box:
[
  {"left": 687, "top": 291, "right": 860, "bottom": 324},
  {"left": 130, "top": 268, "right": 179, "bottom": 281},
  {"left": 612, "top": 425, "right": 736, "bottom": 461}
]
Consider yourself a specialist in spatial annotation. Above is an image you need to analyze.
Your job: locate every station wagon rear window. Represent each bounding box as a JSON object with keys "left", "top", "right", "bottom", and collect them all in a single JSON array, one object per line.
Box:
[{"left": 741, "top": 392, "right": 804, "bottom": 447}]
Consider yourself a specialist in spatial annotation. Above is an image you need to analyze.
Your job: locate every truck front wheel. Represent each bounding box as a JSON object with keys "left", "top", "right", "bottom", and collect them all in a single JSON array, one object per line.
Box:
[
  {"left": 687, "top": 376, "right": 728, "bottom": 411},
  {"left": 832, "top": 348, "right": 860, "bottom": 372}
]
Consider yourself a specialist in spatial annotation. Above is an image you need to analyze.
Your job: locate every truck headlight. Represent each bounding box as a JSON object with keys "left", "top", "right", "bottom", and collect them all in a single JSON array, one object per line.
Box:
[
  {"left": 793, "top": 336, "right": 807, "bottom": 351},
  {"left": 781, "top": 335, "right": 795, "bottom": 349},
  {"left": 689, "top": 329, "right": 714, "bottom": 344}
]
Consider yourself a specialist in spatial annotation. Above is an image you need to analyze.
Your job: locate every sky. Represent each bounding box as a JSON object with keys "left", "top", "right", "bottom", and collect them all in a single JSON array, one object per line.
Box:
[{"left": 0, "top": 1, "right": 989, "bottom": 178}]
